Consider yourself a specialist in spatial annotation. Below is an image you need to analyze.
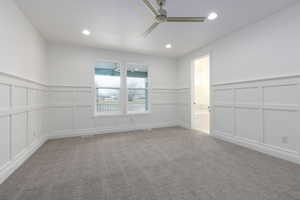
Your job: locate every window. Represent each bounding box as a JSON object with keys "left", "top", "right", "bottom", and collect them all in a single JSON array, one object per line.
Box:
[
  {"left": 127, "top": 64, "right": 149, "bottom": 113},
  {"left": 94, "top": 61, "right": 149, "bottom": 115},
  {"left": 95, "top": 61, "right": 121, "bottom": 114}
]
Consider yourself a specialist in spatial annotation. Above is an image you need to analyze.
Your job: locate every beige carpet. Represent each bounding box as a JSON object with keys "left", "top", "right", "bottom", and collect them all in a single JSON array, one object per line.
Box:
[{"left": 1, "top": 127, "right": 300, "bottom": 200}]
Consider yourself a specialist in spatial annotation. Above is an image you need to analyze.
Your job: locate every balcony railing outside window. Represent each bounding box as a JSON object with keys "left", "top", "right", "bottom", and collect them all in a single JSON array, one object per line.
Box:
[{"left": 96, "top": 88, "right": 120, "bottom": 113}]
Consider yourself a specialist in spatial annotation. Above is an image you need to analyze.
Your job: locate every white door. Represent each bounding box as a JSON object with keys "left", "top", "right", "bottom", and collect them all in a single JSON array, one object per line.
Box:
[{"left": 191, "top": 55, "right": 210, "bottom": 134}]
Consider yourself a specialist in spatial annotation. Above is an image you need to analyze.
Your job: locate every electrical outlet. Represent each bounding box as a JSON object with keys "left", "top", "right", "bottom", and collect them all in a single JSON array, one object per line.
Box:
[{"left": 282, "top": 136, "right": 288, "bottom": 144}]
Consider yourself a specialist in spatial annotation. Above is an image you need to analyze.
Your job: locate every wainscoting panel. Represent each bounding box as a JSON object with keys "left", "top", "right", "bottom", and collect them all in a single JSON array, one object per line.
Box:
[
  {"left": 263, "top": 84, "right": 298, "bottom": 106},
  {"left": 0, "top": 83, "right": 10, "bottom": 110},
  {"left": 176, "top": 88, "right": 190, "bottom": 128},
  {"left": 11, "top": 113, "right": 27, "bottom": 158},
  {"left": 0, "top": 72, "right": 48, "bottom": 184},
  {"left": 47, "top": 87, "right": 179, "bottom": 138},
  {"left": 28, "top": 88, "right": 47, "bottom": 106},
  {"left": 0, "top": 116, "right": 10, "bottom": 168},
  {"left": 235, "top": 87, "right": 260, "bottom": 105},
  {"left": 49, "top": 107, "right": 73, "bottom": 132},
  {"left": 214, "top": 89, "right": 234, "bottom": 105},
  {"left": 264, "top": 110, "right": 298, "bottom": 152},
  {"left": 49, "top": 90, "right": 74, "bottom": 105},
  {"left": 93, "top": 115, "right": 121, "bottom": 129},
  {"left": 75, "top": 90, "right": 93, "bottom": 106},
  {"left": 12, "top": 86, "right": 27, "bottom": 108},
  {"left": 212, "top": 75, "right": 300, "bottom": 164},
  {"left": 236, "top": 108, "right": 261, "bottom": 142},
  {"left": 28, "top": 110, "right": 45, "bottom": 145},
  {"left": 214, "top": 107, "right": 234, "bottom": 135},
  {"left": 73, "top": 106, "right": 94, "bottom": 130},
  {"left": 152, "top": 89, "right": 177, "bottom": 105}
]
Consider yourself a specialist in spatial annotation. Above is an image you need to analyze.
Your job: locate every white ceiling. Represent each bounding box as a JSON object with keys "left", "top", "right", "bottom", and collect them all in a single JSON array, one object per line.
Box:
[{"left": 16, "top": 0, "right": 297, "bottom": 57}]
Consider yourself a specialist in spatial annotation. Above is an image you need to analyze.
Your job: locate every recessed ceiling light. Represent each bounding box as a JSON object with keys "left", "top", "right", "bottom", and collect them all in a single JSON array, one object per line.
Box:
[
  {"left": 165, "top": 44, "right": 172, "bottom": 49},
  {"left": 82, "top": 29, "right": 91, "bottom": 36},
  {"left": 207, "top": 12, "right": 218, "bottom": 21}
]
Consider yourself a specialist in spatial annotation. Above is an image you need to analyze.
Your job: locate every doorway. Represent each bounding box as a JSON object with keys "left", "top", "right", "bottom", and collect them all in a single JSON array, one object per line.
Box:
[{"left": 191, "top": 55, "right": 210, "bottom": 134}]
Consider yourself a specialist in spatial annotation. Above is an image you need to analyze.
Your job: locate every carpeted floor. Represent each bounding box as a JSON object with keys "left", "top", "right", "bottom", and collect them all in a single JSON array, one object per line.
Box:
[{"left": 1, "top": 127, "right": 300, "bottom": 200}]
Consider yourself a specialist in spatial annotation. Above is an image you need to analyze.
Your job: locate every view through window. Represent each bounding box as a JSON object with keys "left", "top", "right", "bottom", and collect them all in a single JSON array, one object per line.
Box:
[
  {"left": 127, "top": 64, "right": 148, "bottom": 113},
  {"left": 95, "top": 62, "right": 121, "bottom": 113}
]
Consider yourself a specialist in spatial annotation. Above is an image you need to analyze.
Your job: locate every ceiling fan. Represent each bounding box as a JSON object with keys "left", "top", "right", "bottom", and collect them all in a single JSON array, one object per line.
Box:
[{"left": 141, "top": 0, "right": 207, "bottom": 37}]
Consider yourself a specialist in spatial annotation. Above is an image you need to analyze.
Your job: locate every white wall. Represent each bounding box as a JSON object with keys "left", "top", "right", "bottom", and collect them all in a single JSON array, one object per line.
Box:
[
  {"left": 46, "top": 43, "right": 178, "bottom": 138},
  {"left": 177, "top": 3, "right": 300, "bottom": 163},
  {"left": 0, "top": 0, "right": 46, "bottom": 83},
  {"left": 0, "top": 0, "right": 47, "bottom": 184},
  {"left": 178, "top": 3, "right": 300, "bottom": 86},
  {"left": 47, "top": 42, "right": 176, "bottom": 88}
]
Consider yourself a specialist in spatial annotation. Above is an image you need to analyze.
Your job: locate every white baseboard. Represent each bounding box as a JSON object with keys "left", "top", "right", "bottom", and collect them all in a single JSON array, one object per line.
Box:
[
  {"left": 211, "top": 131, "right": 300, "bottom": 165},
  {"left": 0, "top": 137, "right": 47, "bottom": 184},
  {"left": 48, "top": 122, "right": 179, "bottom": 140},
  {"left": 178, "top": 122, "right": 190, "bottom": 129}
]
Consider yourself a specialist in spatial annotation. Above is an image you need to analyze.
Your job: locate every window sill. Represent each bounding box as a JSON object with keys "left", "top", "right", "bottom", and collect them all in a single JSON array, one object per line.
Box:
[
  {"left": 93, "top": 111, "right": 151, "bottom": 118},
  {"left": 127, "top": 111, "right": 151, "bottom": 115},
  {"left": 93, "top": 112, "right": 123, "bottom": 117}
]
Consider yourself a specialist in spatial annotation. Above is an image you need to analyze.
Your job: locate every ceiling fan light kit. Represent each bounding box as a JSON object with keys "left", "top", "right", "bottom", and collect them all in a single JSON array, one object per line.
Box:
[{"left": 141, "top": 0, "right": 214, "bottom": 37}]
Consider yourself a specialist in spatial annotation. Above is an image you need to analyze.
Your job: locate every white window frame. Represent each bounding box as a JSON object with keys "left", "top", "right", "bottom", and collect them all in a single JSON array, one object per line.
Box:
[{"left": 93, "top": 60, "right": 151, "bottom": 117}]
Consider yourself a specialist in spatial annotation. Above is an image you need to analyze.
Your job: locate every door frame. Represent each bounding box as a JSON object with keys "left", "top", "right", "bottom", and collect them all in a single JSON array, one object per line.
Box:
[{"left": 190, "top": 54, "right": 212, "bottom": 134}]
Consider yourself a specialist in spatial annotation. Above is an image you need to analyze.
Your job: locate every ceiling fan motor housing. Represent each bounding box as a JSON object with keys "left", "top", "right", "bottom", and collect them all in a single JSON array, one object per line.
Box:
[
  {"left": 156, "top": 7, "right": 167, "bottom": 22},
  {"left": 156, "top": 0, "right": 166, "bottom": 7}
]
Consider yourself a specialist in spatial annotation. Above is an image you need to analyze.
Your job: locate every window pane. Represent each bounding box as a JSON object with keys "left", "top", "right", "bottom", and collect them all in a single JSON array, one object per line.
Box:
[
  {"left": 127, "top": 65, "right": 148, "bottom": 113},
  {"left": 128, "top": 89, "right": 148, "bottom": 112},
  {"left": 127, "top": 65, "right": 148, "bottom": 89},
  {"left": 96, "top": 88, "right": 120, "bottom": 113},
  {"left": 95, "top": 61, "right": 120, "bottom": 88},
  {"left": 95, "top": 75, "right": 120, "bottom": 88},
  {"left": 127, "top": 77, "right": 147, "bottom": 88}
]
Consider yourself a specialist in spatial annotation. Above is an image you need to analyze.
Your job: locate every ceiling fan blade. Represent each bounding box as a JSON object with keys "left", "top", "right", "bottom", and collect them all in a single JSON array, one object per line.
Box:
[
  {"left": 141, "top": 0, "right": 159, "bottom": 16},
  {"left": 167, "top": 17, "right": 206, "bottom": 22},
  {"left": 142, "top": 22, "right": 160, "bottom": 37}
]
